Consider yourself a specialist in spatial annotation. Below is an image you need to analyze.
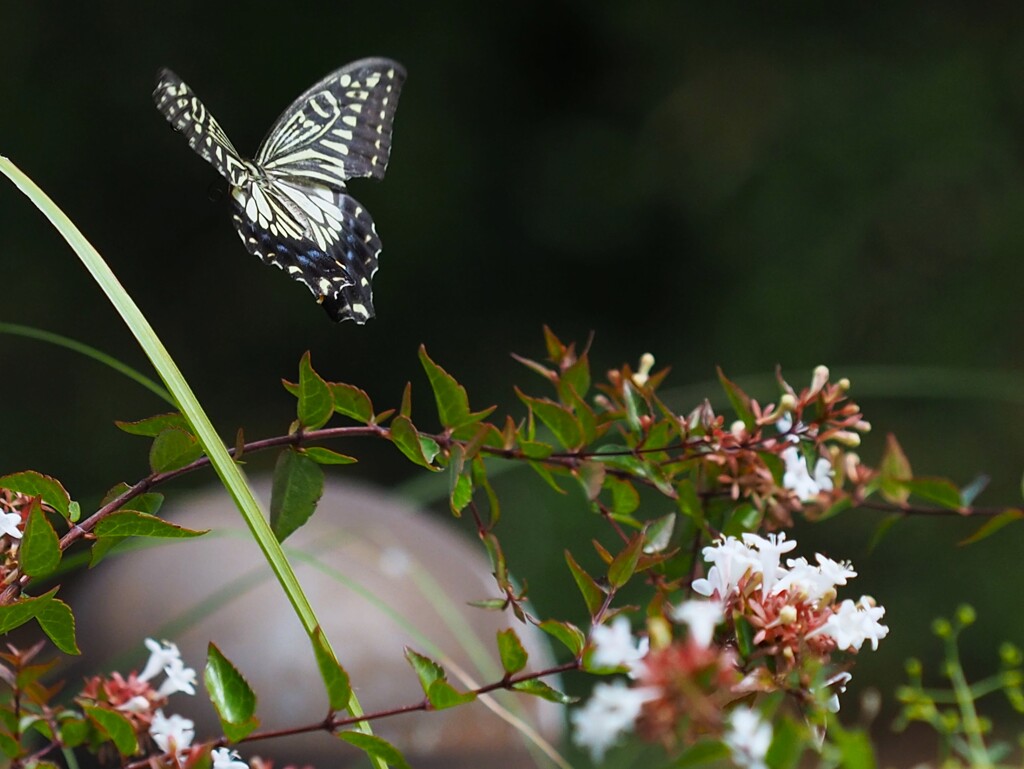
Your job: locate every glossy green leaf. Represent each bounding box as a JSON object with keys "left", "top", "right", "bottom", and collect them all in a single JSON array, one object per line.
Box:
[
  {"left": 114, "top": 412, "right": 188, "bottom": 438},
  {"left": 717, "top": 367, "right": 755, "bottom": 430},
  {"left": 297, "top": 351, "right": 334, "bottom": 430},
  {"left": 644, "top": 513, "right": 676, "bottom": 553},
  {"left": 482, "top": 531, "right": 508, "bottom": 587},
  {"left": 511, "top": 678, "right": 575, "bottom": 704},
  {"left": 20, "top": 502, "right": 61, "bottom": 578},
  {"left": 404, "top": 648, "right": 446, "bottom": 694},
  {"left": 427, "top": 679, "right": 476, "bottom": 709},
  {"left": 0, "top": 471, "right": 71, "bottom": 518},
  {"left": 117, "top": 492, "right": 164, "bottom": 516},
  {"left": 302, "top": 447, "right": 358, "bottom": 465},
  {"left": 312, "top": 627, "right": 352, "bottom": 713},
  {"left": 419, "top": 345, "right": 491, "bottom": 430},
  {"left": 389, "top": 415, "right": 441, "bottom": 471},
  {"left": 608, "top": 533, "right": 645, "bottom": 588},
  {"left": 339, "top": 732, "right": 411, "bottom": 769},
  {"left": 329, "top": 382, "right": 374, "bottom": 424},
  {"left": 558, "top": 351, "right": 591, "bottom": 402},
  {"left": 959, "top": 508, "right": 1024, "bottom": 546},
  {"left": 204, "top": 643, "right": 259, "bottom": 742},
  {"left": 35, "top": 596, "right": 78, "bottom": 654},
  {"left": 903, "top": 477, "right": 962, "bottom": 510},
  {"left": 879, "top": 433, "right": 912, "bottom": 505},
  {"left": 149, "top": 427, "right": 203, "bottom": 473},
  {"left": 450, "top": 471, "right": 473, "bottom": 516},
  {"left": 516, "top": 389, "right": 582, "bottom": 449},
  {"left": 82, "top": 705, "right": 137, "bottom": 756},
  {"left": 270, "top": 448, "right": 324, "bottom": 542},
  {"left": 565, "top": 550, "right": 605, "bottom": 616},
  {"left": 0, "top": 589, "right": 55, "bottom": 635},
  {"left": 538, "top": 619, "right": 586, "bottom": 656},
  {"left": 94, "top": 511, "right": 207, "bottom": 539},
  {"left": 496, "top": 628, "right": 528, "bottom": 674},
  {"left": 605, "top": 477, "right": 640, "bottom": 515}
]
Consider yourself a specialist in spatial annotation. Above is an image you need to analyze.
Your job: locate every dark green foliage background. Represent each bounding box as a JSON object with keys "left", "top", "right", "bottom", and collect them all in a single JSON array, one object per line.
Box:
[{"left": 2, "top": 3, "right": 1023, "bottom": 762}]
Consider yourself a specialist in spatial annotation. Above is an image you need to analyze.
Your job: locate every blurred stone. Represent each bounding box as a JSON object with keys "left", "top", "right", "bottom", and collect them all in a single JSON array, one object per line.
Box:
[{"left": 69, "top": 479, "right": 564, "bottom": 768}]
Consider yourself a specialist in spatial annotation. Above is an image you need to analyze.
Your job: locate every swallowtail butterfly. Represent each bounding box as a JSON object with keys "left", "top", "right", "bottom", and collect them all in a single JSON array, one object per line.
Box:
[{"left": 153, "top": 59, "right": 405, "bottom": 323}]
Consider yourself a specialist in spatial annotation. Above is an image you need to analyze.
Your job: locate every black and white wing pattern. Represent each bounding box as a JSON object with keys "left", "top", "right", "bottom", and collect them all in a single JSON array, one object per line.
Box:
[{"left": 153, "top": 58, "right": 405, "bottom": 323}]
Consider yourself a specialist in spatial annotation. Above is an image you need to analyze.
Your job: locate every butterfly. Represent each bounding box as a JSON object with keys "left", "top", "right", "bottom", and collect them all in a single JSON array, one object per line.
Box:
[{"left": 153, "top": 58, "right": 405, "bottom": 323}]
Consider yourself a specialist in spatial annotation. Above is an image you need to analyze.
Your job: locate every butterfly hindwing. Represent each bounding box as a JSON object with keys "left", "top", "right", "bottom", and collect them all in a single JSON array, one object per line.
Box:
[
  {"left": 230, "top": 182, "right": 381, "bottom": 323},
  {"left": 153, "top": 68, "right": 249, "bottom": 186},
  {"left": 154, "top": 59, "right": 403, "bottom": 323}
]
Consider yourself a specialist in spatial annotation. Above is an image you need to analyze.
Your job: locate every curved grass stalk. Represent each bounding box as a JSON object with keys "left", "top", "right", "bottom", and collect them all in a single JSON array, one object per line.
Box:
[{"left": 0, "top": 157, "right": 382, "bottom": 761}]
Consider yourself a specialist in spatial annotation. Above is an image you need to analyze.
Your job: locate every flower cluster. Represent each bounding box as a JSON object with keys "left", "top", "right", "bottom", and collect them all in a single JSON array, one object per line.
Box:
[{"left": 571, "top": 533, "right": 888, "bottom": 763}]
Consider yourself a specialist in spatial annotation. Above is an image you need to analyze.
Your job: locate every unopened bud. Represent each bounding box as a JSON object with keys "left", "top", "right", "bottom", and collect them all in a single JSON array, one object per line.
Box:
[
  {"left": 854, "top": 420, "right": 871, "bottom": 433},
  {"left": 778, "top": 393, "right": 797, "bottom": 413},
  {"left": 730, "top": 420, "right": 746, "bottom": 438},
  {"left": 837, "top": 377, "right": 851, "bottom": 391},
  {"left": 833, "top": 430, "right": 861, "bottom": 448},
  {"left": 632, "top": 352, "right": 655, "bottom": 387},
  {"left": 810, "top": 365, "right": 830, "bottom": 393},
  {"left": 779, "top": 605, "right": 798, "bottom": 625}
]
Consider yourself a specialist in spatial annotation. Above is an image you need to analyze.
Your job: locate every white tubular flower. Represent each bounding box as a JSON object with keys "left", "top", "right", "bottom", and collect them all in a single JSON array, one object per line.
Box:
[
  {"left": 693, "top": 537, "right": 759, "bottom": 598},
  {"left": 212, "top": 748, "right": 250, "bottom": 769},
  {"left": 116, "top": 695, "right": 152, "bottom": 714},
  {"left": 724, "top": 705, "right": 772, "bottom": 769},
  {"left": 782, "top": 448, "right": 833, "bottom": 500},
  {"left": 149, "top": 710, "right": 194, "bottom": 754},
  {"left": 670, "top": 600, "right": 724, "bottom": 648},
  {"left": 0, "top": 510, "right": 23, "bottom": 540},
  {"left": 139, "top": 639, "right": 181, "bottom": 683},
  {"left": 812, "top": 597, "right": 889, "bottom": 651},
  {"left": 570, "top": 680, "right": 660, "bottom": 762},
  {"left": 741, "top": 532, "right": 796, "bottom": 596},
  {"left": 157, "top": 656, "right": 198, "bottom": 697},
  {"left": 590, "top": 617, "right": 649, "bottom": 678}
]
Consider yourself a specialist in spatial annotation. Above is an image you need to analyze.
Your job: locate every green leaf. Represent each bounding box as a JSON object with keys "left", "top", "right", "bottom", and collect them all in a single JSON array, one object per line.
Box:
[
  {"left": 608, "top": 533, "right": 644, "bottom": 588},
  {"left": 20, "top": 502, "right": 61, "bottom": 578},
  {"left": 312, "top": 628, "right": 352, "bottom": 713},
  {"left": 419, "top": 345, "right": 474, "bottom": 429},
  {"left": 0, "top": 588, "right": 60, "bottom": 637},
  {"left": 338, "top": 732, "right": 411, "bottom": 769},
  {"left": 149, "top": 427, "right": 203, "bottom": 473},
  {"left": 511, "top": 678, "right": 576, "bottom": 704},
  {"left": 528, "top": 460, "right": 568, "bottom": 494},
  {"left": 329, "top": 383, "right": 374, "bottom": 424},
  {"left": 644, "top": 513, "right": 676, "bottom": 554},
  {"left": 302, "top": 447, "right": 358, "bottom": 465},
  {"left": 576, "top": 461, "right": 605, "bottom": 501},
  {"left": 668, "top": 739, "right": 731, "bottom": 767},
  {"left": 605, "top": 477, "right": 640, "bottom": 516},
  {"left": 297, "top": 351, "right": 334, "bottom": 430},
  {"left": 389, "top": 415, "right": 441, "bottom": 471},
  {"left": 879, "top": 433, "right": 912, "bottom": 505},
  {"left": 717, "top": 367, "right": 755, "bottom": 430},
  {"left": 114, "top": 412, "right": 188, "bottom": 437},
  {"left": 117, "top": 492, "right": 164, "bottom": 516},
  {"left": 35, "top": 596, "right": 79, "bottom": 654},
  {"left": 959, "top": 508, "right": 1024, "bottom": 546},
  {"left": 831, "top": 726, "right": 876, "bottom": 769},
  {"left": 404, "top": 648, "right": 446, "bottom": 694},
  {"left": 0, "top": 471, "right": 71, "bottom": 518},
  {"left": 516, "top": 389, "right": 582, "bottom": 449},
  {"left": 565, "top": 550, "right": 605, "bottom": 616},
  {"left": 426, "top": 679, "right": 477, "bottom": 709},
  {"left": 538, "top": 619, "right": 586, "bottom": 656},
  {"left": 482, "top": 532, "right": 508, "bottom": 587},
  {"left": 94, "top": 511, "right": 207, "bottom": 539},
  {"left": 449, "top": 446, "right": 473, "bottom": 517},
  {"left": 204, "top": 643, "right": 259, "bottom": 742},
  {"left": 903, "top": 477, "right": 962, "bottom": 510},
  {"left": 270, "top": 448, "right": 325, "bottom": 542},
  {"left": 82, "top": 705, "right": 137, "bottom": 756},
  {"left": 558, "top": 351, "right": 591, "bottom": 402},
  {"left": 496, "top": 628, "right": 528, "bottom": 674}
]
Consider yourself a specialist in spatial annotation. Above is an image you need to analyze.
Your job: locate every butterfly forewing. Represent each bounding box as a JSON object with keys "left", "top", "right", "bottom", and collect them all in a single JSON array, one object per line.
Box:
[
  {"left": 256, "top": 58, "right": 405, "bottom": 185},
  {"left": 153, "top": 68, "right": 249, "bottom": 186},
  {"left": 153, "top": 59, "right": 404, "bottom": 323}
]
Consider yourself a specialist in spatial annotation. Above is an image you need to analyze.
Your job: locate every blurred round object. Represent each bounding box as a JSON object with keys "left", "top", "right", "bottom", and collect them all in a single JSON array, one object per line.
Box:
[{"left": 69, "top": 479, "right": 564, "bottom": 768}]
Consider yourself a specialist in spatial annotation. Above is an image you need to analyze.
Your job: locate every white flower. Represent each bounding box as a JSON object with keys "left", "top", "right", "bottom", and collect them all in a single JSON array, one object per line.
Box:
[
  {"left": 812, "top": 596, "right": 889, "bottom": 651},
  {"left": 782, "top": 447, "right": 833, "bottom": 500},
  {"left": 775, "top": 554, "right": 856, "bottom": 602},
  {"left": 692, "top": 537, "right": 759, "bottom": 598},
  {"left": 139, "top": 639, "right": 181, "bottom": 683},
  {"left": 149, "top": 710, "right": 194, "bottom": 754},
  {"left": 212, "top": 748, "right": 250, "bottom": 769},
  {"left": 0, "top": 510, "right": 23, "bottom": 540},
  {"left": 823, "top": 671, "right": 852, "bottom": 713},
  {"left": 742, "top": 532, "right": 796, "bottom": 596},
  {"left": 157, "top": 656, "right": 197, "bottom": 697},
  {"left": 570, "top": 680, "right": 660, "bottom": 762},
  {"left": 590, "top": 617, "right": 649, "bottom": 678},
  {"left": 724, "top": 705, "right": 772, "bottom": 769},
  {"left": 670, "top": 600, "right": 724, "bottom": 648},
  {"left": 116, "top": 695, "right": 152, "bottom": 714}
]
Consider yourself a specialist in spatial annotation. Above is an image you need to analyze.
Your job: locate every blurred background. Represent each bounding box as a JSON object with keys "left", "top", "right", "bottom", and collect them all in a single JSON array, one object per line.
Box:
[{"left": 2, "top": 2, "right": 1023, "bottom": 766}]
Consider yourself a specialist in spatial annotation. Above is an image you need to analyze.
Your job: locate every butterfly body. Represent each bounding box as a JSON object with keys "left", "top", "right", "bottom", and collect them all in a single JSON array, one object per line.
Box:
[{"left": 153, "top": 58, "right": 405, "bottom": 323}]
